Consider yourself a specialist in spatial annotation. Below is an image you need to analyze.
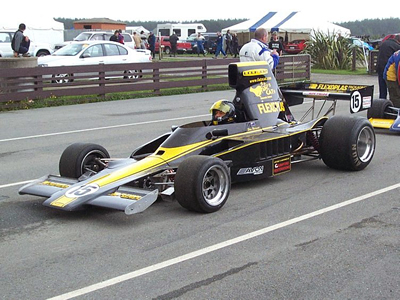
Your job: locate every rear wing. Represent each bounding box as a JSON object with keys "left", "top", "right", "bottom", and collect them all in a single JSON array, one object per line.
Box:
[{"left": 281, "top": 82, "right": 374, "bottom": 113}]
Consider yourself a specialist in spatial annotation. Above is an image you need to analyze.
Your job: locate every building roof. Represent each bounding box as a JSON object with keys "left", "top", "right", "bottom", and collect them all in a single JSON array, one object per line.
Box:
[{"left": 73, "top": 18, "right": 126, "bottom": 25}]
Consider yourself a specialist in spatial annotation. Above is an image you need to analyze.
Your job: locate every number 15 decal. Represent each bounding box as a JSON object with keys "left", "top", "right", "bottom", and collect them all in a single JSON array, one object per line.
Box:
[
  {"left": 350, "top": 91, "right": 362, "bottom": 113},
  {"left": 65, "top": 184, "right": 99, "bottom": 198}
]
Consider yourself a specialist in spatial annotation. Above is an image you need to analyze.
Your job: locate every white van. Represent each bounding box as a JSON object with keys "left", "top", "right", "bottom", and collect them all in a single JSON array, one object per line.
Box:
[{"left": 155, "top": 23, "right": 207, "bottom": 41}]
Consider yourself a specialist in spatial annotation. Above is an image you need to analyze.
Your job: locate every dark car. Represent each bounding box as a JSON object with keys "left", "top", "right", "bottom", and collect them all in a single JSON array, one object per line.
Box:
[{"left": 188, "top": 32, "right": 218, "bottom": 54}]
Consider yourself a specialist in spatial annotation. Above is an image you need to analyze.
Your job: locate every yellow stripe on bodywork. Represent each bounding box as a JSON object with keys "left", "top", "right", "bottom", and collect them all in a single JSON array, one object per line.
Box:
[
  {"left": 50, "top": 195, "right": 77, "bottom": 207},
  {"left": 90, "top": 141, "right": 210, "bottom": 187},
  {"left": 369, "top": 118, "right": 394, "bottom": 129}
]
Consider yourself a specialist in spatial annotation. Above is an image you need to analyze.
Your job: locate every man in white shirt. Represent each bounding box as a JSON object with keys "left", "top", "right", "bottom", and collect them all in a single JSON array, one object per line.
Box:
[{"left": 239, "top": 27, "right": 280, "bottom": 70}]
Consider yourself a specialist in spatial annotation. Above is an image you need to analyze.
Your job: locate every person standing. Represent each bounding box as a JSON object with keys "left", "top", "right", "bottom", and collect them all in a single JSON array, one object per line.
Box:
[
  {"left": 169, "top": 32, "right": 179, "bottom": 57},
  {"left": 148, "top": 32, "right": 156, "bottom": 59},
  {"left": 213, "top": 32, "right": 227, "bottom": 59},
  {"left": 383, "top": 50, "right": 400, "bottom": 107},
  {"left": 377, "top": 35, "right": 400, "bottom": 99},
  {"left": 224, "top": 29, "right": 233, "bottom": 56},
  {"left": 232, "top": 32, "right": 239, "bottom": 58},
  {"left": 12, "top": 23, "right": 30, "bottom": 57},
  {"left": 268, "top": 31, "right": 284, "bottom": 56},
  {"left": 195, "top": 32, "right": 205, "bottom": 57},
  {"left": 239, "top": 27, "right": 280, "bottom": 71},
  {"left": 133, "top": 32, "right": 141, "bottom": 49},
  {"left": 117, "top": 29, "right": 124, "bottom": 44},
  {"left": 140, "top": 31, "right": 148, "bottom": 49},
  {"left": 109, "top": 30, "right": 119, "bottom": 42}
]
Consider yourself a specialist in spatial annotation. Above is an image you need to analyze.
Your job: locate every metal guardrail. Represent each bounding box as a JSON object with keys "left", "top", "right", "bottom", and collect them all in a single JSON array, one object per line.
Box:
[{"left": 0, "top": 55, "right": 311, "bottom": 107}]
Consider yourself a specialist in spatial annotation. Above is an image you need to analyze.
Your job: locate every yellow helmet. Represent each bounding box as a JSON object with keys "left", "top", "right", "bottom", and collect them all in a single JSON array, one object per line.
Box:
[{"left": 210, "top": 100, "right": 236, "bottom": 125}]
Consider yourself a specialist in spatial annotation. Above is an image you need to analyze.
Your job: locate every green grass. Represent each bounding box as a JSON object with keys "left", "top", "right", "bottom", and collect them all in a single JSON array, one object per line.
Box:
[{"left": 311, "top": 68, "right": 369, "bottom": 75}]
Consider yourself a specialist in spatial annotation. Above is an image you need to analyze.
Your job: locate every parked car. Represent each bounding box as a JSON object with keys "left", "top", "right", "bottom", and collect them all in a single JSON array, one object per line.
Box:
[
  {"left": 38, "top": 41, "right": 152, "bottom": 83},
  {"left": 348, "top": 37, "right": 374, "bottom": 51},
  {"left": 382, "top": 33, "right": 400, "bottom": 43},
  {"left": 55, "top": 31, "right": 136, "bottom": 50},
  {"left": 283, "top": 39, "right": 307, "bottom": 54},
  {"left": 149, "top": 36, "right": 192, "bottom": 54},
  {"left": 187, "top": 32, "right": 218, "bottom": 55},
  {"left": 0, "top": 30, "right": 54, "bottom": 57}
]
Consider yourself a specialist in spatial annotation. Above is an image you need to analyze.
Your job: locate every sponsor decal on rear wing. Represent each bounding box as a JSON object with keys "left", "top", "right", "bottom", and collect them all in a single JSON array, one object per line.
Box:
[{"left": 281, "top": 82, "right": 374, "bottom": 113}]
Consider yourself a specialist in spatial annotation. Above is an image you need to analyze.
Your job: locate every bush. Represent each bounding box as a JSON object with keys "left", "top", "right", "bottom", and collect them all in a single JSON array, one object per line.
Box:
[{"left": 305, "top": 30, "right": 363, "bottom": 70}]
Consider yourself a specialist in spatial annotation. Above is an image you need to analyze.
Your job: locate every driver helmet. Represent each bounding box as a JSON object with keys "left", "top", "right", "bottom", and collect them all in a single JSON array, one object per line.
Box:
[{"left": 210, "top": 100, "right": 235, "bottom": 125}]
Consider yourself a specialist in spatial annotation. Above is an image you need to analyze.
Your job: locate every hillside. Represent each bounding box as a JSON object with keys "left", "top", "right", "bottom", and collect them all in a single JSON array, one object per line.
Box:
[{"left": 337, "top": 18, "right": 400, "bottom": 38}]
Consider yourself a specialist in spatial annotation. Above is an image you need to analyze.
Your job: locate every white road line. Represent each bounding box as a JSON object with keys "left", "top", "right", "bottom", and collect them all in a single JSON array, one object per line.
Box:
[
  {"left": 0, "top": 114, "right": 208, "bottom": 143},
  {"left": 0, "top": 180, "right": 33, "bottom": 189},
  {"left": 47, "top": 182, "right": 400, "bottom": 300}
]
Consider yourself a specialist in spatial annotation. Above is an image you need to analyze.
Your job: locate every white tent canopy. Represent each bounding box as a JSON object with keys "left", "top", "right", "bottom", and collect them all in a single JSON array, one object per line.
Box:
[
  {"left": 0, "top": 17, "right": 64, "bottom": 31},
  {"left": 223, "top": 11, "right": 350, "bottom": 36}
]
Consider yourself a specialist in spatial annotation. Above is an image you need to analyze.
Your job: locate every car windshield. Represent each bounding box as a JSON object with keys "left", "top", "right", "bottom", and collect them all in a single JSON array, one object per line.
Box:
[
  {"left": 74, "top": 33, "right": 92, "bottom": 41},
  {"left": 53, "top": 43, "right": 87, "bottom": 56}
]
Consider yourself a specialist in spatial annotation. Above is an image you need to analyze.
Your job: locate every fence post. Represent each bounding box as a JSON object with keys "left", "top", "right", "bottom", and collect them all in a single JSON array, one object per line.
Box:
[
  {"left": 202, "top": 60, "right": 207, "bottom": 90},
  {"left": 153, "top": 66, "right": 160, "bottom": 95}
]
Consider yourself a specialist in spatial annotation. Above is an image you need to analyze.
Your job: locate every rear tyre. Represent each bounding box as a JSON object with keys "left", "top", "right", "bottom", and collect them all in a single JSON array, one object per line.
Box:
[
  {"left": 319, "top": 116, "right": 375, "bottom": 171},
  {"left": 59, "top": 143, "right": 110, "bottom": 178},
  {"left": 175, "top": 156, "right": 231, "bottom": 213},
  {"left": 367, "top": 98, "right": 394, "bottom": 119}
]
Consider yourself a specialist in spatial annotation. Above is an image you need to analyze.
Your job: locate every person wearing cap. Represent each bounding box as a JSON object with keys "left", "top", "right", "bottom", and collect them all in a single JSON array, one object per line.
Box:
[
  {"left": 239, "top": 27, "right": 279, "bottom": 71},
  {"left": 268, "top": 31, "right": 284, "bottom": 56}
]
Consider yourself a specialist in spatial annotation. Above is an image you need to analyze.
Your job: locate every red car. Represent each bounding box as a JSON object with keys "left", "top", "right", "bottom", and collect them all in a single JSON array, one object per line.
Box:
[
  {"left": 284, "top": 39, "right": 307, "bottom": 54},
  {"left": 382, "top": 33, "right": 400, "bottom": 43}
]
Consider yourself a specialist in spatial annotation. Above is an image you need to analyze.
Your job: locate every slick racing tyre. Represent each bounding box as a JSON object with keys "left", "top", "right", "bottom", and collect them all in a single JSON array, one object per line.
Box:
[
  {"left": 319, "top": 116, "right": 375, "bottom": 171},
  {"left": 175, "top": 155, "right": 231, "bottom": 213},
  {"left": 367, "top": 98, "right": 394, "bottom": 119},
  {"left": 59, "top": 143, "right": 110, "bottom": 178}
]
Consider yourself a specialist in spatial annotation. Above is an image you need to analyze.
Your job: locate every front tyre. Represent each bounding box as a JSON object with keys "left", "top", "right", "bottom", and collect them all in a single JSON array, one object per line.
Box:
[
  {"left": 319, "top": 116, "right": 375, "bottom": 171},
  {"left": 175, "top": 156, "right": 231, "bottom": 213},
  {"left": 59, "top": 143, "right": 110, "bottom": 178},
  {"left": 367, "top": 98, "right": 395, "bottom": 119}
]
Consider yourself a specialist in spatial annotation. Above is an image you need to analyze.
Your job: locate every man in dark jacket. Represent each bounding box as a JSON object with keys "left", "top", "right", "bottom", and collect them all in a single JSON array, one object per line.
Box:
[
  {"left": 12, "top": 23, "right": 30, "bottom": 57},
  {"left": 377, "top": 35, "right": 400, "bottom": 99},
  {"left": 169, "top": 32, "right": 179, "bottom": 57},
  {"left": 148, "top": 32, "right": 156, "bottom": 59}
]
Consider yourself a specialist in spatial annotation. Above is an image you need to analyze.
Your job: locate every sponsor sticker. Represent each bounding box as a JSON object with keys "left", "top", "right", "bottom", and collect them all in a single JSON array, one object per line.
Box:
[
  {"left": 362, "top": 96, "right": 372, "bottom": 109},
  {"left": 237, "top": 166, "right": 264, "bottom": 176},
  {"left": 273, "top": 156, "right": 291, "bottom": 175}
]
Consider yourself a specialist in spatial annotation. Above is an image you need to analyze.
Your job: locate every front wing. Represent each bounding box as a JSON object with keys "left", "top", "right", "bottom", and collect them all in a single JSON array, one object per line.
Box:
[{"left": 19, "top": 175, "right": 159, "bottom": 215}]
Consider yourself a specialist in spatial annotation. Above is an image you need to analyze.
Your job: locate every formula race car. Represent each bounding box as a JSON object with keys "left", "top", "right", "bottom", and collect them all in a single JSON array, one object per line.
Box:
[
  {"left": 19, "top": 61, "right": 376, "bottom": 215},
  {"left": 367, "top": 98, "right": 400, "bottom": 132}
]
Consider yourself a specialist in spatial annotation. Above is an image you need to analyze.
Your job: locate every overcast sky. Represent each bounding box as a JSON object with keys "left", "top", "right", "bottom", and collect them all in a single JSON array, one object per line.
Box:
[{"left": 6, "top": 1, "right": 397, "bottom": 24}]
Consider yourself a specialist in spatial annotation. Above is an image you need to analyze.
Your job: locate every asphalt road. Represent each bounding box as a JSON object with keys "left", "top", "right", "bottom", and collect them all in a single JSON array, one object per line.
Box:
[{"left": 0, "top": 73, "right": 399, "bottom": 300}]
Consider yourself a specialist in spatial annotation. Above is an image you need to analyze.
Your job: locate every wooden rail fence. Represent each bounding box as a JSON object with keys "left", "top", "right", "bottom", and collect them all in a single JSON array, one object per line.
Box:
[{"left": 0, "top": 55, "right": 311, "bottom": 106}]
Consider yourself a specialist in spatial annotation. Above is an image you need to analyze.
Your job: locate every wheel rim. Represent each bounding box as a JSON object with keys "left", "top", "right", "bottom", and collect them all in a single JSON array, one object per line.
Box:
[
  {"left": 357, "top": 126, "right": 375, "bottom": 163},
  {"left": 80, "top": 150, "right": 107, "bottom": 174},
  {"left": 55, "top": 74, "right": 69, "bottom": 83},
  {"left": 201, "top": 165, "right": 229, "bottom": 206},
  {"left": 124, "top": 70, "right": 139, "bottom": 79}
]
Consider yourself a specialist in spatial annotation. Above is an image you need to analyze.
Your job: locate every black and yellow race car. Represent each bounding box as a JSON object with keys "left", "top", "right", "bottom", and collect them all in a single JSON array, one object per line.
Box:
[
  {"left": 367, "top": 98, "right": 400, "bottom": 132},
  {"left": 19, "top": 61, "right": 376, "bottom": 215}
]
